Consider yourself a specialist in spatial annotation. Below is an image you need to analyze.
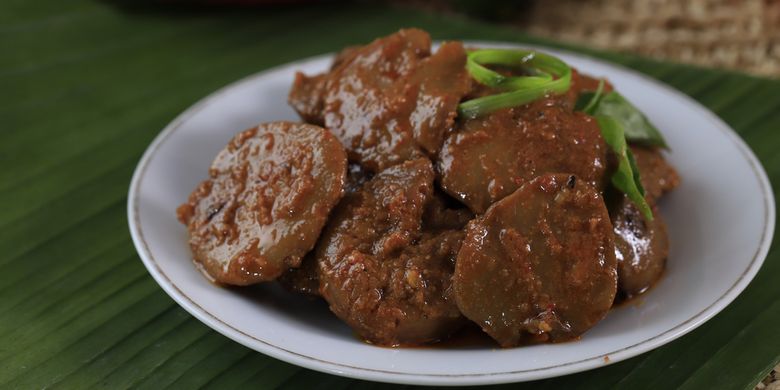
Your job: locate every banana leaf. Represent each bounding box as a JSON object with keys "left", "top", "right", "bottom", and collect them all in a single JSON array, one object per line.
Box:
[{"left": 1, "top": 1, "right": 778, "bottom": 389}]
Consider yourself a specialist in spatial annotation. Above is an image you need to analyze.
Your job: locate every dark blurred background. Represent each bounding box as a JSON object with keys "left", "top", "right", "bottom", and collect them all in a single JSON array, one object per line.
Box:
[{"left": 120, "top": 0, "right": 779, "bottom": 78}]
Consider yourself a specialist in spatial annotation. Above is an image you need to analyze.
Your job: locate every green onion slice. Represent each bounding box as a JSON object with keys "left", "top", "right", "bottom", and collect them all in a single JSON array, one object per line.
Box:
[
  {"left": 596, "top": 115, "right": 654, "bottom": 220},
  {"left": 458, "top": 49, "right": 572, "bottom": 119}
]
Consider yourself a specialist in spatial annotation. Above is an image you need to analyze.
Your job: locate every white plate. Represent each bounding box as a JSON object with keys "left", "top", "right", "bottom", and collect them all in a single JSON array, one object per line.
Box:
[{"left": 127, "top": 42, "right": 775, "bottom": 386}]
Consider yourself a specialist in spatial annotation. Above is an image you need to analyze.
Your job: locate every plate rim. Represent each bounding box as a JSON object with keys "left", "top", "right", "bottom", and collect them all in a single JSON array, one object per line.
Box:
[{"left": 127, "top": 41, "right": 776, "bottom": 386}]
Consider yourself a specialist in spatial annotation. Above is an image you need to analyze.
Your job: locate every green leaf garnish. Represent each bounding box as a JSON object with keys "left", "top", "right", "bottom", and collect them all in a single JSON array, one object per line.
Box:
[
  {"left": 596, "top": 116, "right": 654, "bottom": 220},
  {"left": 575, "top": 79, "right": 605, "bottom": 114},
  {"left": 458, "top": 85, "right": 563, "bottom": 120},
  {"left": 626, "top": 148, "right": 646, "bottom": 197},
  {"left": 583, "top": 91, "right": 668, "bottom": 148},
  {"left": 458, "top": 49, "right": 571, "bottom": 119}
]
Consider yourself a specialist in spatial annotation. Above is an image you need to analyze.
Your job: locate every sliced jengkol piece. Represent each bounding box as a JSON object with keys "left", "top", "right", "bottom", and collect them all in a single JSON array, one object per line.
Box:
[
  {"left": 439, "top": 99, "right": 610, "bottom": 214},
  {"left": 610, "top": 145, "right": 679, "bottom": 296},
  {"left": 611, "top": 198, "right": 669, "bottom": 297},
  {"left": 454, "top": 174, "right": 617, "bottom": 347},
  {"left": 316, "top": 158, "right": 465, "bottom": 346},
  {"left": 287, "top": 45, "right": 365, "bottom": 126},
  {"left": 288, "top": 73, "right": 326, "bottom": 126},
  {"left": 407, "top": 41, "right": 472, "bottom": 155},
  {"left": 289, "top": 29, "right": 470, "bottom": 172},
  {"left": 176, "top": 122, "right": 347, "bottom": 286},
  {"left": 278, "top": 163, "right": 373, "bottom": 297}
]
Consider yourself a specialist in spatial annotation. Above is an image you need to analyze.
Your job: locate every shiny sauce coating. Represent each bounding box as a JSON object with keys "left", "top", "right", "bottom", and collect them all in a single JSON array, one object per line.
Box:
[
  {"left": 177, "top": 122, "right": 347, "bottom": 285},
  {"left": 454, "top": 174, "right": 617, "bottom": 347},
  {"left": 316, "top": 158, "right": 466, "bottom": 346}
]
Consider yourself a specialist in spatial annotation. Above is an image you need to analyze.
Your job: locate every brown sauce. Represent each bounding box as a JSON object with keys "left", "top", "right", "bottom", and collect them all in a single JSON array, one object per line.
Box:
[{"left": 389, "top": 323, "right": 498, "bottom": 350}]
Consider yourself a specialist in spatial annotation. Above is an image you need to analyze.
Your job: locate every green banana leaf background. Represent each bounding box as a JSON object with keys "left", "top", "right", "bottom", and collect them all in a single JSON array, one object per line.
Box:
[{"left": 2, "top": 1, "right": 779, "bottom": 388}]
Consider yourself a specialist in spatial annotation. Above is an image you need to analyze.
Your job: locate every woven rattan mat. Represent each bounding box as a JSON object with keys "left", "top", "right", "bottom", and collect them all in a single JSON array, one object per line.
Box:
[
  {"left": 395, "top": 0, "right": 780, "bottom": 77},
  {"left": 518, "top": 0, "right": 780, "bottom": 78}
]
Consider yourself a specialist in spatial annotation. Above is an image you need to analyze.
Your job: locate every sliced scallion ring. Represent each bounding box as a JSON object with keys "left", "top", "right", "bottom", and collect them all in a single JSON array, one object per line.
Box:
[{"left": 458, "top": 49, "right": 572, "bottom": 119}]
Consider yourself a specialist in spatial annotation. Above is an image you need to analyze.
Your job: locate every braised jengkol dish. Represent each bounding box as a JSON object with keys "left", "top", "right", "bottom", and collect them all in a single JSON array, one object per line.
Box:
[{"left": 177, "top": 28, "right": 679, "bottom": 347}]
